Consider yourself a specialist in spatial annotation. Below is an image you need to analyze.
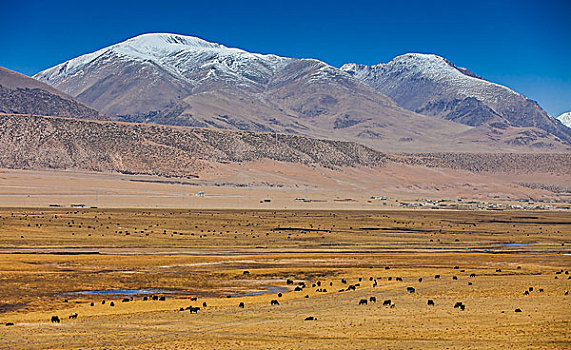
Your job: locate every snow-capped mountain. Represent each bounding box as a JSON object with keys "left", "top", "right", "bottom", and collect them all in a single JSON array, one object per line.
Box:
[
  {"left": 34, "top": 33, "right": 297, "bottom": 118},
  {"left": 33, "top": 34, "right": 569, "bottom": 151},
  {"left": 557, "top": 112, "right": 571, "bottom": 128},
  {"left": 341, "top": 53, "right": 570, "bottom": 142},
  {"left": 34, "top": 33, "right": 471, "bottom": 152},
  {"left": 37, "top": 33, "right": 292, "bottom": 93}
]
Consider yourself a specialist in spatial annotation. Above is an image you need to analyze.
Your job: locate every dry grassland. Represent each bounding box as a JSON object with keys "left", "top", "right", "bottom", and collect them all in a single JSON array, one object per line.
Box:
[{"left": 0, "top": 208, "right": 569, "bottom": 349}]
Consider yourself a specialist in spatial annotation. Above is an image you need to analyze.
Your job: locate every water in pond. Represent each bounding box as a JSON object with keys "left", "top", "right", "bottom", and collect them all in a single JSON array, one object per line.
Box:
[
  {"left": 61, "top": 285, "right": 289, "bottom": 298},
  {"left": 63, "top": 289, "right": 177, "bottom": 296},
  {"left": 493, "top": 243, "right": 531, "bottom": 246},
  {"left": 231, "top": 285, "right": 289, "bottom": 297}
]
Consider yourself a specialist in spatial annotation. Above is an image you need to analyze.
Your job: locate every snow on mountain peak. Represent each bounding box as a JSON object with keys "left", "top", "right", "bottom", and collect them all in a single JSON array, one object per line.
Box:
[
  {"left": 34, "top": 33, "right": 295, "bottom": 90},
  {"left": 342, "top": 52, "right": 526, "bottom": 103},
  {"left": 114, "top": 33, "right": 225, "bottom": 59},
  {"left": 557, "top": 111, "right": 571, "bottom": 128}
]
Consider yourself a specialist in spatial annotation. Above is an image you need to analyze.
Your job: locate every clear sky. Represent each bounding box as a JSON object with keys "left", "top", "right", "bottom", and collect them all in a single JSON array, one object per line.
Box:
[{"left": 1, "top": 0, "right": 570, "bottom": 116}]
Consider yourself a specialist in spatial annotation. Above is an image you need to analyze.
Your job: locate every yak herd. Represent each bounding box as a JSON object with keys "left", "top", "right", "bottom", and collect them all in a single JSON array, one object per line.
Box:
[
  {"left": 38, "top": 266, "right": 569, "bottom": 326},
  {"left": 5, "top": 266, "right": 569, "bottom": 326}
]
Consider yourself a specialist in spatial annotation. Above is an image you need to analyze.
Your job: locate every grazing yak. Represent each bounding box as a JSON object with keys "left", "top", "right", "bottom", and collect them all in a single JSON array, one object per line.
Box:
[
  {"left": 407, "top": 287, "right": 416, "bottom": 293},
  {"left": 51, "top": 316, "right": 60, "bottom": 323},
  {"left": 427, "top": 300, "right": 435, "bottom": 306},
  {"left": 369, "top": 297, "right": 376, "bottom": 303},
  {"left": 294, "top": 286, "right": 303, "bottom": 291},
  {"left": 5, "top": 322, "right": 14, "bottom": 326},
  {"left": 271, "top": 300, "right": 280, "bottom": 306},
  {"left": 238, "top": 302, "right": 245, "bottom": 308},
  {"left": 383, "top": 299, "right": 392, "bottom": 306},
  {"left": 69, "top": 313, "right": 78, "bottom": 319},
  {"left": 304, "top": 316, "right": 316, "bottom": 321},
  {"left": 434, "top": 275, "right": 440, "bottom": 279},
  {"left": 359, "top": 299, "right": 368, "bottom": 305},
  {"left": 189, "top": 307, "right": 200, "bottom": 314}
]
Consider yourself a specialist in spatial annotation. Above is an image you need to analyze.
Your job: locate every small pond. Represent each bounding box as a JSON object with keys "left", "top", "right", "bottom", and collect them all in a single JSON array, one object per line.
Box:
[{"left": 61, "top": 289, "right": 178, "bottom": 296}]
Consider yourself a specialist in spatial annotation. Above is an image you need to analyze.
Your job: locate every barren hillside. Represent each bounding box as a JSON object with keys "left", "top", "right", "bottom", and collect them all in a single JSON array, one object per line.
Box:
[
  {"left": 1, "top": 114, "right": 569, "bottom": 180},
  {"left": 0, "top": 67, "right": 103, "bottom": 120}
]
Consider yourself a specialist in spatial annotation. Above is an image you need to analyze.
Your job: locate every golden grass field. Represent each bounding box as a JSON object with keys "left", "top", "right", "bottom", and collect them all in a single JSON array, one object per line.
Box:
[{"left": 0, "top": 208, "right": 569, "bottom": 349}]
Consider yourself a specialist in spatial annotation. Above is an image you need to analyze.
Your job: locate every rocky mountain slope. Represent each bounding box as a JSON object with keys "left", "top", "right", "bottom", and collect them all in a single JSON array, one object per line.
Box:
[
  {"left": 0, "top": 67, "right": 103, "bottom": 120},
  {"left": 0, "top": 113, "right": 388, "bottom": 178},
  {"left": 557, "top": 112, "right": 571, "bottom": 128},
  {"left": 1, "top": 114, "right": 568, "bottom": 179},
  {"left": 341, "top": 53, "right": 570, "bottom": 142},
  {"left": 33, "top": 33, "right": 568, "bottom": 152}
]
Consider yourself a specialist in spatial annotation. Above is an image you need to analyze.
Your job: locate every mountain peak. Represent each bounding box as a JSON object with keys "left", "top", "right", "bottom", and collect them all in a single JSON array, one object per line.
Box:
[
  {"left": 115, "top": 33, "right": 227, "bottom": 57},
  {"left": 34, "top": 32, "right": 293, "bottom": 94},
  {"left": 382, "top": 53, "right": 483, "bottom": 80}
]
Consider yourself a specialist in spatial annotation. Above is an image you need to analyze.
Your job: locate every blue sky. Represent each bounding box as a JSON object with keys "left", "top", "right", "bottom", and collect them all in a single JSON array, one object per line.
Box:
[{"left": 1, "top": 0, "right": 570, "bottom": 116}]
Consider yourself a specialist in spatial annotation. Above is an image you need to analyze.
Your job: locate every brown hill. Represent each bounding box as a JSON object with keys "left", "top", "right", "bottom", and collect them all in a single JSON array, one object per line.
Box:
[
  {"left": 0, "top": 66, "right": 104, "bottom": 120},
  {"left": 0, "top": 114, "right": 389, "bottom": 178}
]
